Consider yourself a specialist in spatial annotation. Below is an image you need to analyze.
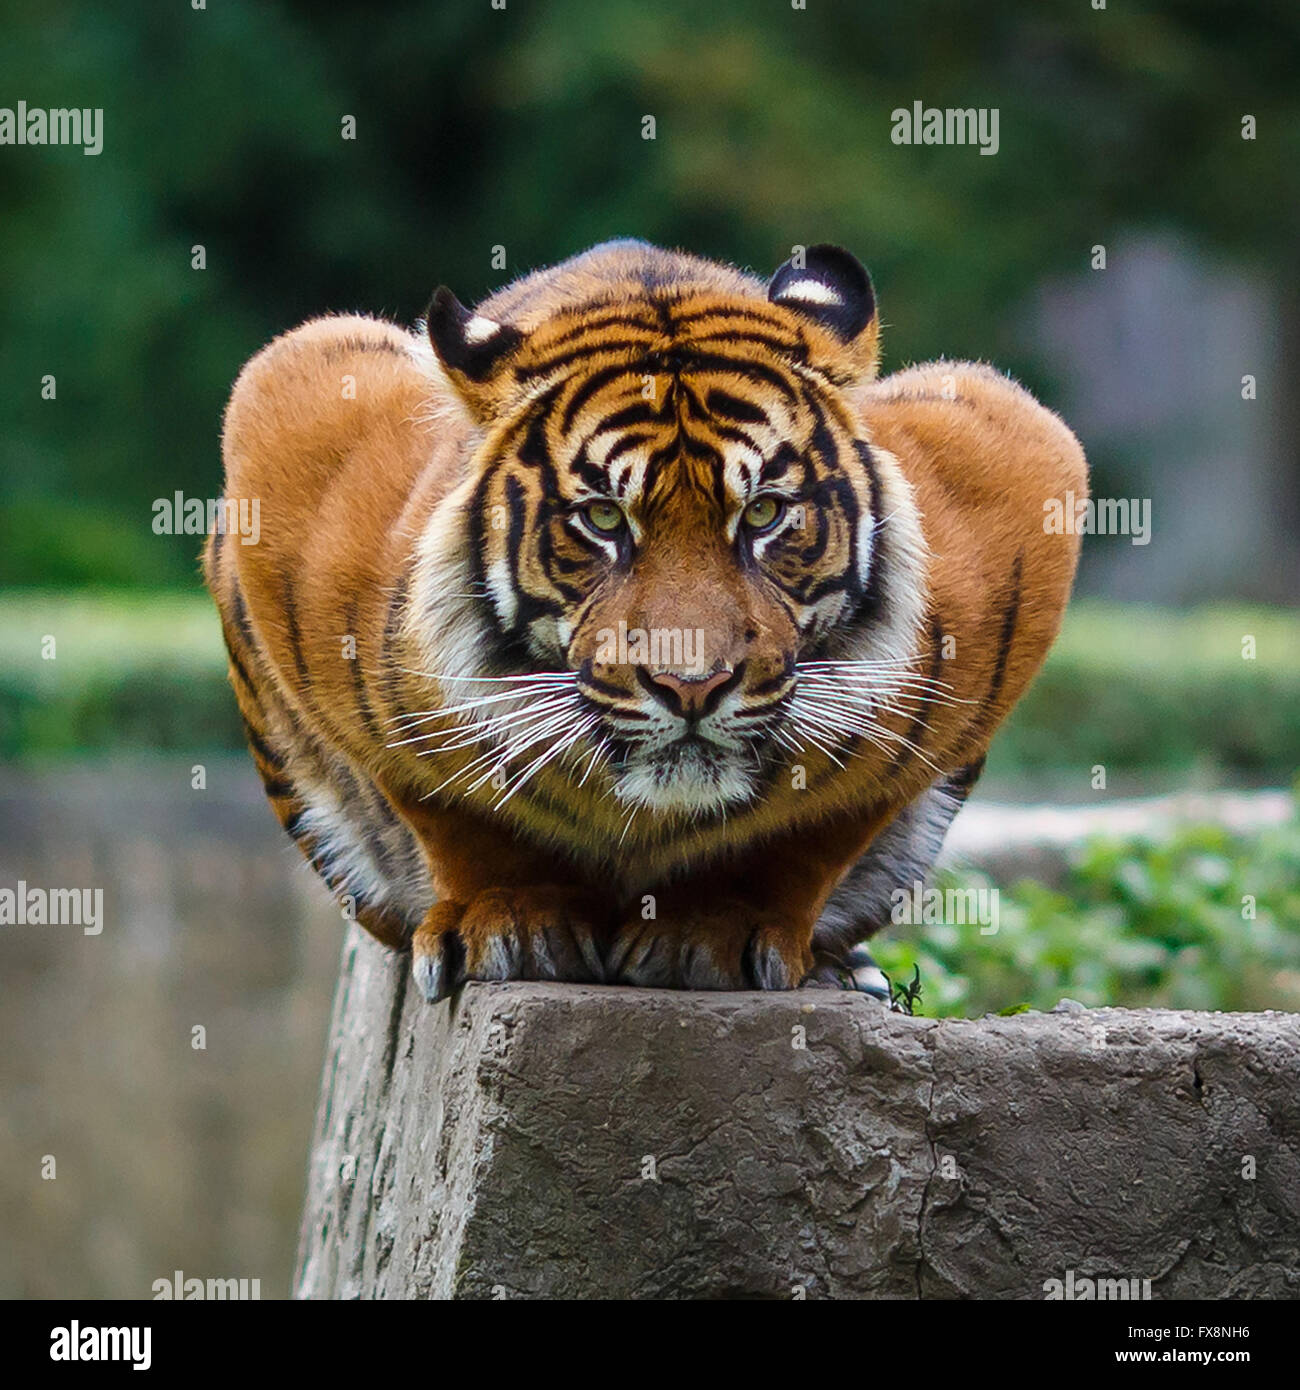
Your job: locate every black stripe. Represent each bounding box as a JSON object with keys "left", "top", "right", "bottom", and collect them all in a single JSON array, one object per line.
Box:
[
  {"left": 230, "top": 580, "right": 258, "bottom": 654},
  {"left": 750, "top": 668, "right": 794, "bottom": 697},
  {"left": 880, "top": 389, "right": 975, "bottom": 408},
  {"left": 589, "top": 401, "right": 661, "bottom": 435},
  {"left": 947, "top": 756, "right": 986, "bottom": 795},
  {"left": 986, "top": 551, "right": 1024, "bottom": 708},
  {"left": 688, "top": 327, "right": 809, "bottom": 360},
  {"left": 569, "top": 444, "right": 610, "bottom": 492},
  {"left": 777, "top": 408, "right": 861, "bottom": 607},
  {"left": 523, "top": 308, "right": 661, "bottom": 358},
  {"left": 519, "top": 335, "right": 660, "bottom": 378},
  {"left": 959, "top": 556, "right": 1025, "bottom": 749},
  {"left": 563, "top": 351, "right": 799, "bottom": 435},
  {"left": 829, "top": 439, "right": 881, "bottom": 622},
  {"left": 601, "top": 432, "right": 653, "bottom": 468},
  {"left": 502, "top": 473, "right": 568, "bottom": 630},
  {"left": 282, "top": 577, "right": 312, "bottom": 691},
  {"left": 242, "top": 716, "right": 284, "bottom": 770},
  {"left": 661, "top": 350, "right": 799, "bottom": 400},
  {"left": 535, "top": 499, "right": 586, "bottom": 603},
  {"left": 219, "top": 621, "right": 258, "bottom": 698},
  {"left": 703, "top": 388, "right": 769, "bottom": 425},
  {"left": 205, "top": 526, "right": 228, "bottom": 589},
  {"left": 579, "top": 662, "right": 629, "bottom": 698},
  {"left": 672, "top": 305, "right": 798, "bottom": 334},
  {"left": 380, "top": 561, "right": 414, "bottom": 713},
  {"left": 761, "top": 442, "right": 801, "bottom": 483},
  {"left": 344, "top": 596, "right": 383, "bottom": 741},
  {"left": 561, "top": 364, "right": 639, "bottom": 433},
  {"left": 853, "top": 440, "right": 883, "bottom": 611},
  {"left": 321, "top": 336, "right": 409, "bottom": 362}
]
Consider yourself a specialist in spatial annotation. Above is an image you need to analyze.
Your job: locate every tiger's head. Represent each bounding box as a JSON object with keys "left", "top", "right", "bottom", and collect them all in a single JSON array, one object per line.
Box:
[{"left": 413, "top": 242, "right": 927, "bottom": 816}]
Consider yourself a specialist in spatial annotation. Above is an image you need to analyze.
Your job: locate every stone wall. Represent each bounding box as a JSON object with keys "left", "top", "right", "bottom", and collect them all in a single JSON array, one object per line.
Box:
[{"left": 296, "top": 927, "right": 1300, "bottom": 1299}]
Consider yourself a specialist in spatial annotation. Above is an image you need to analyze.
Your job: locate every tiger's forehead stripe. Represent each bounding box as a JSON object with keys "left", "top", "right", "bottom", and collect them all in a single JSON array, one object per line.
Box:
[
  {"left": 514, "top": 294, "right": 811, "bottom": 383},
  {"left": 561, "top": 376, "right": 771, "bottom": 498},
  {"left": 490, "top": 341, "right": 835, "bottom": 526},
  {"left": 524, "top": 308, "right": 664, "bottom": 354}
]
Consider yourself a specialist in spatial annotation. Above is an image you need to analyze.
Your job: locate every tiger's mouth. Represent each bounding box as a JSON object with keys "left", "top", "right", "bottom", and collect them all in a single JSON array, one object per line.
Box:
[
  {"left": 612, "top": 734, "right": 762, "bottom": 815},
  {"left": 591, "top": 692, "right": 787, "bottom": 815},
  {"left": 564, "top": 655, "right": 794, "bottom": 815}
]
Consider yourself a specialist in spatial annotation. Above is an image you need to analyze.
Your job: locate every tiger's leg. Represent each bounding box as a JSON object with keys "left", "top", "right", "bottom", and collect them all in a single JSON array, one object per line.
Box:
[
  {"left": 389, "top": 798, "right": 612, "bottom": 1002},
  {"left": 607, "top": 805, "right": 895, "bottom": 991},
  {"left": 229, "top": 660, "right": 423, "bottom": 950},
  {"left": 608, "top": 884, "right": 816, "bottom": 991}
]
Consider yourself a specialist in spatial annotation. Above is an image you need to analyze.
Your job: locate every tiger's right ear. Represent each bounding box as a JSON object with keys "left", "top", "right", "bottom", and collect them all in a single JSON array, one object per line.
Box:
[{"left": 426, "top": 287, "right": 524, "bottom": 418}]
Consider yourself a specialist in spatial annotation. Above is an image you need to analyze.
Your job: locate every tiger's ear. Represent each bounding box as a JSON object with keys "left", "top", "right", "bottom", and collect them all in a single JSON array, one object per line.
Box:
[
  {"left": 768, "top": 245, "right": 879, "bottom": 377},
  {"left": 426, "top": 287, "right": 524, "bottom": 418}
]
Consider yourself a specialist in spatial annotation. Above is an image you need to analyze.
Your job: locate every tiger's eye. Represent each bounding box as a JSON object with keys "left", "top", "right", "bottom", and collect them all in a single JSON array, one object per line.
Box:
[
  {"left": 583, "top": 500, "right": 625, "bottom": 533},
  {"left": 743, "top": 496, "right": 783, "bottom": 531}
]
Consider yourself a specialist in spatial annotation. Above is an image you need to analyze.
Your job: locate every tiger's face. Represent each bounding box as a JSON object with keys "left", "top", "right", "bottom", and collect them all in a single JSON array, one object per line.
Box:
[{"left": 419, "top": 243, "right": 926, "bottom": 815}]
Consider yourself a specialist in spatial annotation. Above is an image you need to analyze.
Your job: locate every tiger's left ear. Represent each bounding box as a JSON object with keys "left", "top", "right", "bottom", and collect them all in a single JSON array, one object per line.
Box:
[
  {"left": 426, "top": 286, "right": 524, "bottom": 419},
  {"left": 768, "top": 245, "right": 879, "bottom": 377}
]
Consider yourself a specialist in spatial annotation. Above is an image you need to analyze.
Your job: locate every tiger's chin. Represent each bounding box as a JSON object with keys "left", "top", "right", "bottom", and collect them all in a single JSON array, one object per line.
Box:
[{"left": 614, "top": 740, "right": 758, "bottom": 816}]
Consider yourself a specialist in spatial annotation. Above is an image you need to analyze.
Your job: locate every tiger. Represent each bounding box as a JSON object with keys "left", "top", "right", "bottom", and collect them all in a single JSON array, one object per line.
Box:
[{"left": 203, "top": 240, "right": 1086, "bottom": 1003}]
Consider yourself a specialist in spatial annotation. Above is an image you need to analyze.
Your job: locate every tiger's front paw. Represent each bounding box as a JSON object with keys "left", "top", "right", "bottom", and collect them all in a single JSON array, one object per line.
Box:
[
  {"left": 411, "top": 886, "right": 607, "bottom": 1003},
  {"left": 607, "top": 900, "right": 814, "bottom": 991}
]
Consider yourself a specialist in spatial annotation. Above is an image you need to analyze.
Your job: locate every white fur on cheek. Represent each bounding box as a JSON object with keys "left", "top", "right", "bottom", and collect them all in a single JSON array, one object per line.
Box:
[
  {"left": 485, "top": 549, "right": 518, "bottom": 631},
  {"left": 855, "top": 501, "right": 876, "bottom": 595}
]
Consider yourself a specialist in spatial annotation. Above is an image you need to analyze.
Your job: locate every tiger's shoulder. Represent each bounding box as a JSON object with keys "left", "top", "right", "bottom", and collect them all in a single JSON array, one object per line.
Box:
[
  {"left": 220, "top": 313, "right": 445, "bottom": 504},
  {"left": 858, "top": 360, "right": 1087, "bottom": 506}
]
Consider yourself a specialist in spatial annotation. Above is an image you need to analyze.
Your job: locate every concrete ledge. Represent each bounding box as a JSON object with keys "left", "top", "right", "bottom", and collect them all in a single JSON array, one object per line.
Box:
[{"left": 295, "top": 926, "right": 1300, "bottom": 1299}]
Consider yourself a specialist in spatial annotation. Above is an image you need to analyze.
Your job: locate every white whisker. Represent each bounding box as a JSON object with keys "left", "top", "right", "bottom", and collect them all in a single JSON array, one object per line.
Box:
[{"left": 493, "top": 714, "right": 601, "bottom": 808}]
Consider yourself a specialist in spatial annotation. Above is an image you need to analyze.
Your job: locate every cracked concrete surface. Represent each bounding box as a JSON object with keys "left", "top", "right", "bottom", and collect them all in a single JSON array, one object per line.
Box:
[{"left": 295, "top": 926, "right": 1300, "bottom": 1300}]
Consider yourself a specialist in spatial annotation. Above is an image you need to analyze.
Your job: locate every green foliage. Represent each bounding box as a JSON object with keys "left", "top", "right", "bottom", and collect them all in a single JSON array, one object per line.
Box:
[{"left": 874, "top": 810, "right": 1300, "bottom": 1018}]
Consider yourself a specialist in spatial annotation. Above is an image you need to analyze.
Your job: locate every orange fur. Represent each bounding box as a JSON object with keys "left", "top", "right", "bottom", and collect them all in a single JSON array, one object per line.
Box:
[{"left": 203, "top": 243, "right": 1086, "bottom": 997}]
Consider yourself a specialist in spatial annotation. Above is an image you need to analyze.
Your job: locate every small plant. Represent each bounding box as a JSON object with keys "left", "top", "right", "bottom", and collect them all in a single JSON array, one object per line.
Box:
[{"left": 885, "top": 964, "right": 924, "bottom": 1015}]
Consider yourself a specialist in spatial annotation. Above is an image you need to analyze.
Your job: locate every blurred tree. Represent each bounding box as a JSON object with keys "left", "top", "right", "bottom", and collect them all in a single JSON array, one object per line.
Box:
[{"left": 1, "top": 0, "right": 1296, "bottom": 587}]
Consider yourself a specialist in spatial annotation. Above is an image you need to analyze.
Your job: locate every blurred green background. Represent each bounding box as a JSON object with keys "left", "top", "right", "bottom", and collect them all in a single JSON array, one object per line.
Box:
[
  {"left": 0, "top": 0, "right": 1297, "bottom": 1298},
  {"left": 2, "top": 0, "right": 1298, "bottom": 595}
]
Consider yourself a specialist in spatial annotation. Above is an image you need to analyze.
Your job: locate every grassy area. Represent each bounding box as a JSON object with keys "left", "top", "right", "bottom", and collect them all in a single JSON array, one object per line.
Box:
[
  {"left": 0, "top": 591, "right": 243, "bottom": 759},
  {"left": 873, "top": 807, "right": 1300, "bottom": 1017},
  {"left": 988, "top": 602, "right": 1300, "bottom": 782},
  {"left": 0, "top": 592, "right": 1297, "bottom": 772}
]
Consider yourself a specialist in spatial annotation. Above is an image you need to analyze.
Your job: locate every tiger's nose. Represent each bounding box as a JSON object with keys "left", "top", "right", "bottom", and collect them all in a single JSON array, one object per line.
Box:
[{"left": 640, "top": 664, "right": 738, "bottom": 718}]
